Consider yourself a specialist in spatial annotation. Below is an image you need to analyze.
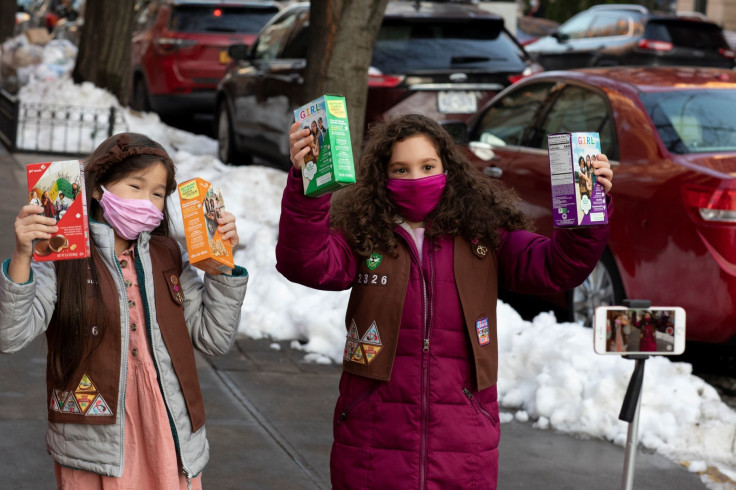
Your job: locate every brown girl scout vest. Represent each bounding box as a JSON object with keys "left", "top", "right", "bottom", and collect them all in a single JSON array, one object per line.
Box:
[
  {"left": 343, "top": 235, "right": 500, "bottom": 391},
  {"left": 45, "top": 236, "right": 206, "bottom": 432}
]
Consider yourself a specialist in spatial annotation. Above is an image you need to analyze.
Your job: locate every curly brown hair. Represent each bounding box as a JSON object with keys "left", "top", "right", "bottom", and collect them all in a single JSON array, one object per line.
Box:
[{"left": 330, "top": 114, "right": 533, "bottom": 257}]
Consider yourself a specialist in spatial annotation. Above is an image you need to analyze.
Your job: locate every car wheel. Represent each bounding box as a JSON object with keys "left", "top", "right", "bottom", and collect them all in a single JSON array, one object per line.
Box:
[
  {"left": 569, "top": 249, "right": 624, "bottom": 327},
  {"left": 217, "top": 99, "right": 252, "bottom": 165},
  {"left": 131, "top": 76, "right": 150, "bottom": 112}
]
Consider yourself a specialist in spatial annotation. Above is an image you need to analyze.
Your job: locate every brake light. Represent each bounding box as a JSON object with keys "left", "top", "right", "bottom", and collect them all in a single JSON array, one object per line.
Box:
[
  {"left": 213, "top": 8, "right": 222, "bottom": 17},
  {"left": 368, "top": 74, "right": 404, "bottom": 88},
  {"left": 154, "top": 37, "right": 197, "bottom": 54},
  {"left": 637, "top": 38, "right": 673, "bottom": 52},
  {"left": 683, "top": 185, "right": 736, "bottom": 222},
  {"left": 719, "top": 47, "right": 736, "bottom": 59}
]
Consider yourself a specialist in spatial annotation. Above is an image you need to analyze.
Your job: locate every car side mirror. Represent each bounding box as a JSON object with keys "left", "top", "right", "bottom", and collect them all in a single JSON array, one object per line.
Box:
[
  {"left": 228, "top": 44, "right": 251, "bottom": 62},
  {"left": 552, "top": 31, "right": 568, "bottom": 42},
  {"left": 441, "top": 121, "right": 469, "bottom": 145}
]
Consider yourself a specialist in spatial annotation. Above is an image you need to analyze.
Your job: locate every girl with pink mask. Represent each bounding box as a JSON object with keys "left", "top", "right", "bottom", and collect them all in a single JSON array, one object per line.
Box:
[
  {"left": 277, "top": 114, "right": 614, "bottom": 488},
  {"left": 0, "top": 133, "right": 249, "bottom": 488}
]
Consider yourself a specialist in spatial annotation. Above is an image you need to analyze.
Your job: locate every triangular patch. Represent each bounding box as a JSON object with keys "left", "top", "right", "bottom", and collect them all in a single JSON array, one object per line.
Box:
[
  {"left": 86, "top": 394, "right": 112, "bottom": 416},
  {"left": 350, "top": 344, "right": 366, "bottom": 364},
  {"left": 49, "top": 393, "right": 60, "bottom": 412},
  {"left": 76, "top": 373, "right": 96, "bottom": 393},
  {"left": 60, "top": 393, "right": 81, "bottom": 414},
  {"left": 75, "top": 392, "right": 96, "bottom": 414},
  {"left": 362, "top": 343, "right": 382, "bottom": 364},
  {"left": 360, "top": 321, "right": 382, "bottom": 345},
  {"left": 344, "top": 340, "right": 359, "bottom": 362},
  {"left": 347, "top": 320, "right": 359, "bottom": 340}
]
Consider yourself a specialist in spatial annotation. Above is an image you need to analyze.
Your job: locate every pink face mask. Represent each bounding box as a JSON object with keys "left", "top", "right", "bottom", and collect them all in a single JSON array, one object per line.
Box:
[
  {"left": 386, "top": 173, "right": 447, "bottom": 222},
  {"left": 98, "top": 185, "right": 165, "bottom": 240}
]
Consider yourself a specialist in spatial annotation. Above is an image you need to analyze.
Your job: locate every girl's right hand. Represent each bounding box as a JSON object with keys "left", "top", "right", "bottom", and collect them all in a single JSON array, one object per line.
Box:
[
  {"left": 14, "top": 205, "right": 57, "bottom": 258},
  {"left": 289, "top": 120, "right": 313, "bottom": 171}
]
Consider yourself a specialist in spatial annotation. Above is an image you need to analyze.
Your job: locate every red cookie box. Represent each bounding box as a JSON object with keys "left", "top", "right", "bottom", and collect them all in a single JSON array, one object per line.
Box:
[{"left": 27, "top": 160, "right": 90, "bottom": 262}]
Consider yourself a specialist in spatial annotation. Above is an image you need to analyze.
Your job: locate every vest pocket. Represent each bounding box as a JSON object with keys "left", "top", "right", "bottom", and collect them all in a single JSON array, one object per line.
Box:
[
  {"left": 462, "top": 387, "right": 498, "bottom": 426},
  {"left": 338, "top": 385, "right": 378, "bottom": 424}
]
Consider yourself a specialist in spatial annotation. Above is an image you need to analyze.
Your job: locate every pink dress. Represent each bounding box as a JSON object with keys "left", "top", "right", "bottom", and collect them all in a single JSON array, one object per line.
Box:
[{"left": 55, "top": 247, "right": 203, "bottom": 490}]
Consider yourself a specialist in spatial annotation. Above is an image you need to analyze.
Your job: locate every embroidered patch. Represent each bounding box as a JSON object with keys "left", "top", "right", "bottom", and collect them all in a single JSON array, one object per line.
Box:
[
  {"left": 344, "top": 340, "right": 359, "bottom": 361},
  {"left": 366, "top": 252, "right": 382, "bottom": 271},
  {"left": 164, "top": 268, "right": 185, "bottom": 306},
  {"left": 350, "top": 344, "right": 366, "bottom": 364},
  {"left": 360, "top": 321, "right": 382, "bottom": 345},
  {"left": 75, "top": 392, "right": 95, "bottom": 413},
  {"left": 86, "top": 395, "right": 111, "bottom": 416},
  {"left": 49, "top": 393, "right": 60, "bottom": 412},
  {"left": 170, "top": 274, "right": 178, "bottom": 285},
  {"left": 356, "top": 273, "right": 389, "bottom": 287},
  {"left": 347, "top": 320, "right": 359, "bottom": 341},
  {"left": 362, "top": 344, "right": 382, "bottom": 364},
  {"left": 476, "top": 317, "right": 490, "bottom": 346},
  {"left": 60, "top": 393, "right": 82, "bottom": 414},
  {"left": 76, "top": 373, "right": 96, "bottom": 392}
]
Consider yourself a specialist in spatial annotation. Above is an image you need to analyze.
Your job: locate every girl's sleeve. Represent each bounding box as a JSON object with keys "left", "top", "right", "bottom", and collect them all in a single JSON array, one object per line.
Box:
[
  {"left": 275, "top": 167, "right": 359, "bottom": 291},
  {"left": 178, "top": 245, "right": 248, "bottom": 356},
  {"left": 0, "top": 260, "right": 57, "bottom": 353},
  {"left": 497, "top": 197, "right": 613, "bottom": 294}
]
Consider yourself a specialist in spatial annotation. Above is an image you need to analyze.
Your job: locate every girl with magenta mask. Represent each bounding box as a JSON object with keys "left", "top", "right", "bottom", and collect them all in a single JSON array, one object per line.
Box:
[
  {"left": 0, "top": 132, "right": 248, "bottom": 488},
  {"left": 276, "top": 114, "right": 613, "bottom": 488}
]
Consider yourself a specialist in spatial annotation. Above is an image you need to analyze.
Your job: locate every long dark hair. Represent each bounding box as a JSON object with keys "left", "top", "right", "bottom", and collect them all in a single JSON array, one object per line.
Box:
[
  {"left": 330, "top": 114, "right": 533, "bottom": 257},
  {"left": 49, "top": 133, "right": 176, "bottom": 386}
]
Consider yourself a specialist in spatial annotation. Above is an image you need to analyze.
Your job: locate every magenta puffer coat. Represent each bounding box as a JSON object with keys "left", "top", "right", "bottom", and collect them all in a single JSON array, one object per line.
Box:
[{"left": 276, "top": 170, "right": 611, "bottom": 489}]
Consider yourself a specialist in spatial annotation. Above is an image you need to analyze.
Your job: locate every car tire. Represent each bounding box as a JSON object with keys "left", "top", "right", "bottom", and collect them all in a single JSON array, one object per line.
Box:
[
  {"left": 217, "top": 99, "right": 252, "bottom": 165},
  {"left": 568, "top": 249, "right": 625, "bottom": 327},
  {"left": 131, "top": 76, "right": 151, "bottom": 112}
]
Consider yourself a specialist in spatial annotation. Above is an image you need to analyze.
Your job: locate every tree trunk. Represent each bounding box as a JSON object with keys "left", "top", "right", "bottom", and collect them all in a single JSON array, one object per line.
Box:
[
  {"left": 72, "top": 0, "right": 136, "bottom": 105},
  {"left": 0, "top": 0, "right": 16, "bottom": 43},
  {"left": 305, "top": 0, "right": 389, "bottom": 157}
]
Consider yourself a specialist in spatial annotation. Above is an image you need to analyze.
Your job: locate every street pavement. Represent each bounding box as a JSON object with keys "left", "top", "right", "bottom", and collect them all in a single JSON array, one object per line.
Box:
[{"left": 0, "top": 147, "right": 707, "bottom": 489}]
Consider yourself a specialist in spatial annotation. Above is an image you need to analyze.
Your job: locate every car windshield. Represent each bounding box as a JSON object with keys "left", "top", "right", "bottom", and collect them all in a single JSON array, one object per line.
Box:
[
  {"left": 372, "top": 18, "right": 527, "bottom": 73},
  {"left": 169, "top": 5, "right": 279, "bottom": 34},
  {"left": 641, "top": 89, "right": 736, "bottom": 154}
]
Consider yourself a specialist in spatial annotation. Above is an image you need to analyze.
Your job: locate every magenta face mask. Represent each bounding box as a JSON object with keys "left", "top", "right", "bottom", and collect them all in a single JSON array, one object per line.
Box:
[
  {"left": 386, "top": 173, "right": 447, "bottom": 222},
  {"left": 98, "top": 185, "right": 165, "bottom": 240}
]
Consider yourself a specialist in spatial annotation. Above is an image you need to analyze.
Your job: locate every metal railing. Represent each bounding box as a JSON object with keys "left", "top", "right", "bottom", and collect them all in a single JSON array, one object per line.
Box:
[{"left": 0, "top": 91, "right": 127, "bottom": 156}]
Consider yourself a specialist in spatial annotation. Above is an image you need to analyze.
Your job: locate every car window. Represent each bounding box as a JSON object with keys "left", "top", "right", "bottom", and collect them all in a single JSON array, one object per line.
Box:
[
  {"left": 644, "top": 20, "right": 729, "bottom": 49},
  {"left": 472, "top": 83, "right": 554, "bottom": 146},
  {"left": 253, "top": 11, "right": 300, "bottom": 61},
  {"left": 641, "top": 89, "right": 736, "bottom": 154},
  {"left": 371, "top": 19, "right": 527, "bottom": 74},
  {"left": 558, "top": 12, "right": 593, "bottom": 39},
  {"left": 169, "top": 5, "right": 279, "bottom": 34},
  {"left": 538, "top": 85, "right": 618, "bottom": 159},
  {"left": 589, "top": 14, "right": 630, "bottom": 38},
  {"left": 281, "top": 12, "right": 309, "bottom": 59}
]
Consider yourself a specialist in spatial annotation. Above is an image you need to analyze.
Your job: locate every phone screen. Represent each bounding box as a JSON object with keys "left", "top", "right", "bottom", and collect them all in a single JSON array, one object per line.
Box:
[{"left": 593, "top": 307, "right": 685, "bottom": 355}]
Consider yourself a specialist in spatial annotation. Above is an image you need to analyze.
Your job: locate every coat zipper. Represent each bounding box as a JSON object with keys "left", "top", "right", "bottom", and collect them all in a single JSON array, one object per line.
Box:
[
  {"left": 462, "top": 387, "right": 498, "bottom": 425},
  {"left": 419, "top": 245, "right": 435, "bottom": 490},
  {"left": 134, "top": 244, "right": 191, "bottom": 479},
  {"left": 113, "top": 256, "right": 129, "bottom": 476},
  {"left": 338, "top": 385, "right": 377, "bottom": 422}
]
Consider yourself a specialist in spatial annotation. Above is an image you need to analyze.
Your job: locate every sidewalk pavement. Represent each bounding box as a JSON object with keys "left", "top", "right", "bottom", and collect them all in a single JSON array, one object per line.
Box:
[{"left": 0, "top": 148, "right": 706, "bottom": 489}]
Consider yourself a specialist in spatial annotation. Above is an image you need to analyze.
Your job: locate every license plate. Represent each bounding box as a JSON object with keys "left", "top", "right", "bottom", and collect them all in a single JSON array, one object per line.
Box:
[
  {"left": 219, "top": 50, "right": 232, "bottom": 64},
  {"left": 437, "top": 91, "right": 477, "bottom": 114}
]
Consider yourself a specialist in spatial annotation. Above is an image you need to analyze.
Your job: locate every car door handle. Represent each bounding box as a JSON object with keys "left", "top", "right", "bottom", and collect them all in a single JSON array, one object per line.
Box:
[{"left": 483, "top": 166, "right": 503, "bottom": 178}]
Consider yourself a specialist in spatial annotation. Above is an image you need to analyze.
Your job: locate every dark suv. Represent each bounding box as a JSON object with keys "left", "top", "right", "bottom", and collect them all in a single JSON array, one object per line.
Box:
[
  {"left": 216, "top": 1, "right": 540, "bottom": 167},
  {"left": 130, "top": 0, "right": 280, "bottom": 119},
  {"left": 525, "top": 4, "right": 736, "bottom": 70}
]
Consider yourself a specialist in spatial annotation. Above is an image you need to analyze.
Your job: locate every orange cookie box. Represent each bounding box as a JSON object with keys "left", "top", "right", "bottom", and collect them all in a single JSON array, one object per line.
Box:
[{"left": 177, "top": 177, "right": 233, "bottom": 275}]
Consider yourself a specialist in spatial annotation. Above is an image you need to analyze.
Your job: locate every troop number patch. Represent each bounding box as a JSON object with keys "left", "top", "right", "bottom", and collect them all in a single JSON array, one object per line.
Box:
[{"left": 356, "top": 273, "right": 389, "bottom": 287}]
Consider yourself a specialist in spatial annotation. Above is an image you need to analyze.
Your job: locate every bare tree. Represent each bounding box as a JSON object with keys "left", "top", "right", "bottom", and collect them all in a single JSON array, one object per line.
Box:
[
  {"left": 0, "top": 0, "right": 16, "bottom": 43},
  {"left": 72, "top": 0, "right": 136, "bottom": 105},
  {"left": 305, "top": 0, "right": 389, "bottom": 154}
]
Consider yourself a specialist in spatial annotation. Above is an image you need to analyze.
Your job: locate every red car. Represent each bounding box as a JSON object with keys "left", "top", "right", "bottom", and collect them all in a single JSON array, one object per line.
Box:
[
  {"left": 450, "top": 66, "right": 736, "bottom": 344},
  {"left": 130, "top": 0, "right": 280, "bottom": 119}
]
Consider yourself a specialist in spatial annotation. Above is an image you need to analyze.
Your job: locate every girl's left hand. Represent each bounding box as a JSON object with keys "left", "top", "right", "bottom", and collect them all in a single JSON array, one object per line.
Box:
[
  {"left": 217, "top": 211, "right": 239, "bottom": 248},
  {"left": 593, "top": 154, "right": 613, "bottom": 193}
]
